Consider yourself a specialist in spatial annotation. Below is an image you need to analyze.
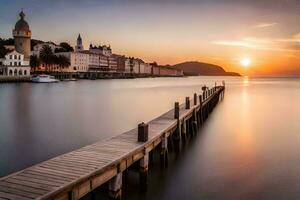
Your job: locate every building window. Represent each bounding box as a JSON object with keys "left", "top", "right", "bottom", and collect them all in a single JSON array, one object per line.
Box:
[
  {"left": 10, "top": 55, "right": 12, "bottom": 59},
  {"left": 24, "top": 70, "right": 27, "bottom": 75},
  {"left": 14, "top": 55, "right": 17, "bottom": 59},
  {"left": 14, "top": 62, "right": 17, "bottom": 66},
  {"left": 19, "top": 62, "right": 21, "bottom": 66}
]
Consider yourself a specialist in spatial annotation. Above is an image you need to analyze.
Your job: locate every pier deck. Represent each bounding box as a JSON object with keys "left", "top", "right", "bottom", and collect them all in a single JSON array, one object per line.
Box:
[{"left": 0, "top": 86, "right": 225, "bottom": 200}]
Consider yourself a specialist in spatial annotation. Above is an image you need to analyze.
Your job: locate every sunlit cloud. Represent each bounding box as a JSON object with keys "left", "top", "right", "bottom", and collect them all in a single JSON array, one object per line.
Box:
[
  {"left": 213, "top": 36, "right": 300, "bottom": 52},
  {"left": 254, "top": 22, "right": 277, "bottom": 28},
  {"left": 213, "top": 37, "right": 271, "bottom": 49},
  {"left": 276, "top": 33, "right": 300, "bottom": 42}
]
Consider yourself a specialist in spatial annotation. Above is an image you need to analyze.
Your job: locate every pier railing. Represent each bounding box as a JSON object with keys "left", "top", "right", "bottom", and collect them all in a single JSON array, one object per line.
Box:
[{"left": 0, "top": 85, "right": 225, "bottom": 200}]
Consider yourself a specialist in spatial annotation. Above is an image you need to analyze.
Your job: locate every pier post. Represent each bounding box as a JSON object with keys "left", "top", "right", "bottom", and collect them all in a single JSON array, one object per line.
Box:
[
  {"left": 139, "top": 153, "right": 149, "bottom": 192},
  {"left": 174, "top": 102, "right": 181, "bottom": 154},
  {"left": 138, "top": 123, "right": 148, "bottom": 142},
  {"left": 160, "top": 135, "right": 168, "bottom": 168},
  {"left": 199, "top": 95, "right": 203, "bottom": 125},
  {"left": 174, "top": 102, "right": 179, "bottom": 119},
  {"left": 182, "top": 120, "right": 188, "bottom": 144},
  {"left": 108, "top": 173, "right": 122, "bottom": 200},
  {"left": 214, "top": 82, "right": 217, "bottom": 92},
  {"left": 185, "top": 97, "right": 190, "bottom": 109},
  {"left": 194, "top": 93, "right": 197, "bottom": 105}
]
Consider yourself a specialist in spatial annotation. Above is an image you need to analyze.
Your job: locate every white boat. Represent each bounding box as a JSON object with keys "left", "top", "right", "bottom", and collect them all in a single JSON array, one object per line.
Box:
[{"left": 32, "top": 74, "right": 59, "bottom": 83}]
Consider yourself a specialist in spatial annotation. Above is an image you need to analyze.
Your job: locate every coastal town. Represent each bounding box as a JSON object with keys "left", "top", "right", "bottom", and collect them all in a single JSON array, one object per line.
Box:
[{"left": 0, "top": 11, "right": 183, "bottom": 82}]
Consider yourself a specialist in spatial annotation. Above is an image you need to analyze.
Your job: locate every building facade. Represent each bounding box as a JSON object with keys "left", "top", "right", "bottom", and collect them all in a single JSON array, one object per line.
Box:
[
  {"left": 89, "top": 44, "right": 112, "bottom": 56},
  {"left": 0, "top": 50, "right": 31, "bottom": 77}
]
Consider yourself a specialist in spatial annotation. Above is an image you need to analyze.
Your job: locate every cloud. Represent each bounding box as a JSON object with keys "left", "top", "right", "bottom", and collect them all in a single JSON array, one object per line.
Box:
[
  {"left": 213, "top": 37, "right": 271, "bottom": 49},
  {"left": 254, "top": 23, "right": 277, "bottom": 28},
  {"left": 213, "top": 36, "right": 300, "bottom": 52}
]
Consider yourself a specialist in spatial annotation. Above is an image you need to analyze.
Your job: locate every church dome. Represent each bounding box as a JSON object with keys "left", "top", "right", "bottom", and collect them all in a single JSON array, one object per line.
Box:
[{"left": 14, "top": 11, "right": 30, "bottom": 31}]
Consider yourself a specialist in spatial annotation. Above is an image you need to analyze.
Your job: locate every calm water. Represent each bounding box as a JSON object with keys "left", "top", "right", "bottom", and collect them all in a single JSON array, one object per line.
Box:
[{"left": 1, "top": 76, "right": 300, "bottom": 200}]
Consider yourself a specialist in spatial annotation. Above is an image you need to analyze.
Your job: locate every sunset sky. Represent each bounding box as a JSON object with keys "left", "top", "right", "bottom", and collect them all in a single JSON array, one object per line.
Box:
[{"left": 1, "top": 0, "right": 300, "bottom": 76}]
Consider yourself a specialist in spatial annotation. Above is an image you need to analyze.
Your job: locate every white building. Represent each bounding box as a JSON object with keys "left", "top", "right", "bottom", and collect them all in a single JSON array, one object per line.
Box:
[
  {"left": 31, "top": 42, "right": 60, "bottom": 57},
  {"left": 140, "top": 62, "right": 152, "bottom": 74},
  {"left": 55, "top": 51, "right": 89, "bottom": 72},
  {"left": 0, "top": 50, "right": 31, "bottom": 77}
]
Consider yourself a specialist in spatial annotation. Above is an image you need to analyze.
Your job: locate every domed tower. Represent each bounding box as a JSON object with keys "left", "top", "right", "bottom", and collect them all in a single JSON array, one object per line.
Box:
[
  {"left": 13, "top": 11, "right": 31, "bottom": 60},
  {"left": 75, "top": 34, "right": 84, "bottom": 52}
]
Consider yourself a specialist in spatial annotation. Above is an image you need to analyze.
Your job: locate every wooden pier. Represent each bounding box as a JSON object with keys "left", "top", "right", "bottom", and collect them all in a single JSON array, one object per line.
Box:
[{"left": 0, "top": 85, "right": 225, "bottom": 200}]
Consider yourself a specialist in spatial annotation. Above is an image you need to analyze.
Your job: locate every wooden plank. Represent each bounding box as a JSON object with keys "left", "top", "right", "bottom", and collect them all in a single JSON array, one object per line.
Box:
[
  {"left": 4, "top": 178, "right": 56, "bottom": 191},
  {"left": 23, "top": 170, "right": 74, "bottom": 182},
  {"left": 15, "top": 173, "right": 67, "bottom": 185},
  {"left": 91, "top": 167, "right": 117, "bottom": 189},
  {"left": 0, "top": 181, "right": 48, "bottom": 195},
  {"left": 11, "top": 175, "right": 63, "bottom": 188},
  {"left": 0, "top": 191, "right": 32, "bottom": 200},
  {"left": 73, "top": 180, "right": 91, "bottom": 200},
  {"left": 0, "top": 185, "right": 40, "bottom": 199},
  {"left": 30, "top": 167, "right": 80, "bottom": 179}
]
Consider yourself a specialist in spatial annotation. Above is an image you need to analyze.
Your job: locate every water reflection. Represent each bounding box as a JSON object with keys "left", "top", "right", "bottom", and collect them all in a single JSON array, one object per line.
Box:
[{"left": 1, "top": 77, "right": 300, "bottom": 200}]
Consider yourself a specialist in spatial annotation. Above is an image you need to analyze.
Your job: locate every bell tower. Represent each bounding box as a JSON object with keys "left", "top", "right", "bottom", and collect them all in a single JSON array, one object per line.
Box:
[
  {"left": 75, "top": 34, "right": 84, "bottom": 52},
  {"left": 13, "top": 11, "right": 31, "bottom": 60}
]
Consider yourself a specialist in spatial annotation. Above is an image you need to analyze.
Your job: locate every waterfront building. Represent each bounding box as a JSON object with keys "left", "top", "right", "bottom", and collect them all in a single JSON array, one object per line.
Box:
[
  {"left": 140, "top": 62, "right": 152, "bottom": 74},
  {"left": 0, "top": 50, "right": 31, "bottom": 76},
  {"left": 89, "top": 44, "right": 112, "bottom": 56},
  {"left": 13, "top": 11, "right": 31, "bottom": 60},
  {"left": 55, "top": 51, "right": 89, "bottom": 72},
  {"left": 125, "top": 58, "right": 133, "bottom": 73},
  {"left": 114, "top": 55, "right": 126, "bottom": 72},
  {"left": 108, "top": 56, "right": 117, "bottom": 72},
  {"left": 31, "top": 42, "right": 60, "bottom": 57},
  {"left": 150, "top": 62, "right": 161, "bottom": 76},
  {"left": 87, "top": 51, "right": 109, "bottom": 71},
  {"left": 75, "top": 34, "right": 84, "bottom": 52}
]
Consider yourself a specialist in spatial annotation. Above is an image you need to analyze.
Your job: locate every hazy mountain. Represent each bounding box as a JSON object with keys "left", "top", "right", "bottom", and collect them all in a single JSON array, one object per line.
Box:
[{"left": 172, "top": 61, "right": 240, "bottom": 76}]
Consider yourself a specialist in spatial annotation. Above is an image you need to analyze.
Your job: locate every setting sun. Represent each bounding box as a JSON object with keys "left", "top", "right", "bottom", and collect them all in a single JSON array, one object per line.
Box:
[{"left": 240, "top": 58, "right": 251, "bottom": 68}]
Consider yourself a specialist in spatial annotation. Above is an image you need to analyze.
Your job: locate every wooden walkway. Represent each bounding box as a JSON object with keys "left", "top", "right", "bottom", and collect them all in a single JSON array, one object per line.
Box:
[{"left": 0, "top": 86, "right": 225, "bottom": 200}]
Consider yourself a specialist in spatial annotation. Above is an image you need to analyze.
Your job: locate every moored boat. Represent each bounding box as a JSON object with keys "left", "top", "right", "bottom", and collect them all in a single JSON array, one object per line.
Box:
[{"left": 32, "top": 74, "right": 59, "bottom": 83}]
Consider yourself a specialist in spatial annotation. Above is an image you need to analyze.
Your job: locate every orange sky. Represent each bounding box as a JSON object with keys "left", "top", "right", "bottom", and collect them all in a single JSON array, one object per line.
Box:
[{"left": 1, "top": 0, "right": 300, "bottom": 76}]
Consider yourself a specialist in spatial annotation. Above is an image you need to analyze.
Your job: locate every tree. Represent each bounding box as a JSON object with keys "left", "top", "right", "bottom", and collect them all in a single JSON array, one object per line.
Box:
[
  {"left": 39, "top": 45, "right": 54, "bottom": 71},
  {"left": 59, "top": 42, "right": 74, "bottom": 52},
  {"left": 0, "top": 38, "right": 14, "bottom": 46},
  {"left": 0, "top": 45, "right": 9, "bottom": 58},
  {"left": 57, "top": 55, "right": 70, "bottom": 71},
  {"left": 30, "top": 55, "right": 40, "bottom": 71},
  {"left": 52, "top": 55, "right": 70, "bottom": 72}
]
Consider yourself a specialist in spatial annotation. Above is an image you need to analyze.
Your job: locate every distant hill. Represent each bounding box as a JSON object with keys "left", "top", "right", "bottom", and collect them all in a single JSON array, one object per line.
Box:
[{"left": 172, "top": 61, "right": 240, "bottom": 76}]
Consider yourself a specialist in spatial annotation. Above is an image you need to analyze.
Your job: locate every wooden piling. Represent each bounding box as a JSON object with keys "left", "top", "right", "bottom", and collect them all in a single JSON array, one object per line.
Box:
[
  {"left": 160, "top": 135, "right": 168, "bottom": 168},
  {"left": 139, "top": 153, "right": 149, "bottom": 192},
  {"left": 138, "top": 123, "right": 148, "bottom": 142},
  {"left": 185, "top": 97, "right": 190, "bottom": 109},
  {"left": 108, "top": 173, "right": 122, "bottom": 200},
  {"left": 174, "top": 102, "right": 179, "bottom": 119},
  {"left": 194, "top": 93, "right": 197, "bottom": 105}
]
